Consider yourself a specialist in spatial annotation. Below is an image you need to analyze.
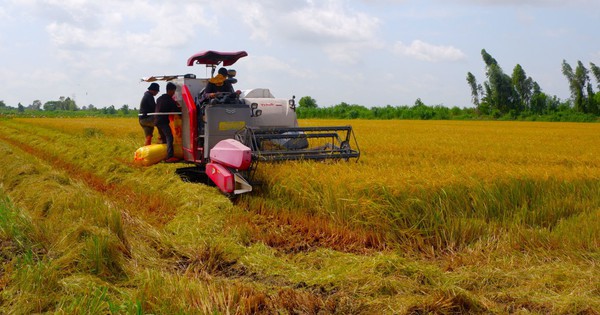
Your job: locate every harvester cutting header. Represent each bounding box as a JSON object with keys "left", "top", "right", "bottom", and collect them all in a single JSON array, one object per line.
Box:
[{"left": 135, "top": 50, "right": 360, "bottom": 196}]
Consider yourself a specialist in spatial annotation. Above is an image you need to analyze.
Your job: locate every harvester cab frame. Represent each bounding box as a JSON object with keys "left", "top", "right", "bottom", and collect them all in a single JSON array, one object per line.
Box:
[{"left": 140, "top": 50, "right": 360, "bottom": 196}]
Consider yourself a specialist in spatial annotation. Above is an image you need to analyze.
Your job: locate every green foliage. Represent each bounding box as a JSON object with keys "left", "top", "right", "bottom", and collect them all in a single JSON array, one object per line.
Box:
[
  {"left": 295, "top": 99, "right": 595, "bottom": 122},
  {"left": 0, "top": 107, "right": 138, "bottom": 118},
  {"left": 466, "top": 50, "right": 600, "bottom": 120},
  {"left": 0, "top": 97, "right": 137, "bottom": 118},
  {"left": 298, "top": 96, "right": 318, "bottom": 108},
  {"left": 120, "top": 104, "right": 130, "bottom": 115},
  {"left": 31, "top": 100, "right": 42, "bottom": 110},
  {"left": 512, "top": 64, "right": 534, "bottom": 111},
  {"left": 562, "top": 59, "right": 600, "bottom": 115},
  {"left": 466, "top": 72, "right": 480, "bottom": 106},
  {"left": 43, "top": 96, "right": 79, "bottom": 111},
  {"left": 102, "top": 105, "right": 117, "bottom": 115}
]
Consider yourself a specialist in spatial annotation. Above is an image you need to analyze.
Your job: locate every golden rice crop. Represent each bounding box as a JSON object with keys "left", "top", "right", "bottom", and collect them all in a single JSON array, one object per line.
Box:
[
  {"left": 248, "top": 119, "right": 600, "bottom": 251},
  {"left": 1, "top": 117, "right": 598, "bottom": 314}
]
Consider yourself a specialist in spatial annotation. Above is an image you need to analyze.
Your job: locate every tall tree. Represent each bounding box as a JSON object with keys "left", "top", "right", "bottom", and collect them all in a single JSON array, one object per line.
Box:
[
  {"left": 43, "top": 101, "right": 58, "bottom": 111},
  {"left": 481, "top": 49, "right": 498, "bottom": 67},
  {"left": 31, "top": 100, "right": 42, "bottom": 110},
  {"left": 466, "top": 72, "right": 480, "bottom": 107},
  {"left": 120, "top": 104, "right": 130, "bottom": 115},
  {"left": 586, "top": 82, "right": 598, "bottom": 115},
  {"left": 479, "top": 50, "right": 518, "bottom": 114},
  {"left": 590, "top": 62, "right": 600, "bottom": 90},
  {"left": 487, "top": 63, "right": 516, "bottom": 114},
  {"left": 590, "top": 62, "right": 600, "bottom": 115},
  {"left": 529, "top": 82, "right": 544, "bottom": 114},
  {"left": 574, "top": 61, "right": 590, "bottom": 112},
  {"left": 562, "top": 60, "right": 591, "bottom": 113},
  {"left": 512, "top": 64, "right": 534, "bottom": 112},
  {"left": 62, "top": 97, "right": 78, "bottom": 110}
]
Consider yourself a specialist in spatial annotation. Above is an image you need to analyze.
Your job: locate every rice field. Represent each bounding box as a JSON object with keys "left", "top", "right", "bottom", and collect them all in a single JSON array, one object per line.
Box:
[{"left": 0, "top": 117, "right": 598, "bottom": 314}]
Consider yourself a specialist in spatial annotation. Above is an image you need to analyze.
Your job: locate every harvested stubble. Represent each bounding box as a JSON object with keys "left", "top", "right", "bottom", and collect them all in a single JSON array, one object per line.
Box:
[{"left": 0, "top": 117, "right": 598, "bottom": 314}]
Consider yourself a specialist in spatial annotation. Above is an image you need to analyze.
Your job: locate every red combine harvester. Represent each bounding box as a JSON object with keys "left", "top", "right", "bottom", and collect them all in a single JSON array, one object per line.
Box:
[{"left": 141, "top": 50, "right": 360, "bottom": 196}]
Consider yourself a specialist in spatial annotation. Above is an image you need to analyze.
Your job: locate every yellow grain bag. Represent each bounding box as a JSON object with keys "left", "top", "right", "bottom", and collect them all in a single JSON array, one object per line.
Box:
[
  {"left": 133, "top": 144, "right": 184, "bottom": 166},
  {"left": 170, "top": 115, "right": 183, "bottom": 144}
]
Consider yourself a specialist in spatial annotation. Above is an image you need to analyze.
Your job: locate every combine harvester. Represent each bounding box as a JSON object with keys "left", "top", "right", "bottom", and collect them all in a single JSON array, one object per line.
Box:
[{"left": 136, "top": 50, "right": 360, "bottom": 196}]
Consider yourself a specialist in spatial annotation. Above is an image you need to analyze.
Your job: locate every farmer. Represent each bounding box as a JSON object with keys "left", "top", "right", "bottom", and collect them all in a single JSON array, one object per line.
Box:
[
  {"left": 154, "top": 82, "right": 181, "bottom": 163},
  {"left": 201, "top": 67, "right": 241, "bottom": 103},
  {"left": 139, "top": 82, "right": 160, "bottom": 146}
]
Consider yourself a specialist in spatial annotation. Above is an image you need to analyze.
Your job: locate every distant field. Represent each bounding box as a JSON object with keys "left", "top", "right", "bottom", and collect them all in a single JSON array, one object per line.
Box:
[{"left": 0, "top": 117, "right": 598, "bottom": 314}]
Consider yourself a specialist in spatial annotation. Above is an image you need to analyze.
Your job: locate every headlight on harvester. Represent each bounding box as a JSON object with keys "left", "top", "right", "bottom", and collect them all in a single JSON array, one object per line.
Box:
[
  {"left": 250, "top": 103, "right": 262, "bottom": 117},
  {"left": 289, "top": 95, "right": 296, "bottom": 110}
]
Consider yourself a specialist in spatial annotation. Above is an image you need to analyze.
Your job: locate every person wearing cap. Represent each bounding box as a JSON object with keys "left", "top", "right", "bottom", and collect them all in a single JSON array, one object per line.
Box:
[
  {"left": 201, "top": 67, "right": 236, "bottom": 102},
  {"left": 155, "top": 82, "right": 181, "bottom": 163},
  {"left": 139, "top": 82, "right": 160, "bottom": 146}
]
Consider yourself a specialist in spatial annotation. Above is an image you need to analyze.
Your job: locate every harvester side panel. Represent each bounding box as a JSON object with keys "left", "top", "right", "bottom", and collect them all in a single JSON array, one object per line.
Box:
[
  {"left": 181, "top": 84, "right": 198, "bottom": 162},
  {"left": 244, "top": 97, "right": 299, "bottom": 128},
  {"left": 203, "top": 104, "right": 252, "bottom": 159}
]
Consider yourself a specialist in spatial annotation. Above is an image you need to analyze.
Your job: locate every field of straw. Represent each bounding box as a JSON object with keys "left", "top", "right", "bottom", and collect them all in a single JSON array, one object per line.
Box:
[{"left": 0, "top": 117, "right": 598, "bottom": 314}]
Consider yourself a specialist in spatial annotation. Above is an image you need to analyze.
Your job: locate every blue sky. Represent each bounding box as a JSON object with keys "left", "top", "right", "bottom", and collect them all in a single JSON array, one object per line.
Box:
[{"left": 1, "top": 0, "right": 599, "bottom": 109}]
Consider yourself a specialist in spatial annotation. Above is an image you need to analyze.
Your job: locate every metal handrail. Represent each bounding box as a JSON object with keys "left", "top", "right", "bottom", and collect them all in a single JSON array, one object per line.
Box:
[{"left": 138, "top": 112, "right": 182, "bottom": 117}]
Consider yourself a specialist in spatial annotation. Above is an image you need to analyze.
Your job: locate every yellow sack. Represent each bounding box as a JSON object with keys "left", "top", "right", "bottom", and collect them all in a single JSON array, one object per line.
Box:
[
  {"left": 133, "top": 144, "right": 183, "bottom": 166},
  {"left": 170, "top": 115, "right": 183, "bottom": 144}
]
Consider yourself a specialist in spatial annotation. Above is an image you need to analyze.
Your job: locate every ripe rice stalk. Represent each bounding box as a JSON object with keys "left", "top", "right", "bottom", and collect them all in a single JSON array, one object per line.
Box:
[{"left": 1, "top": 117, "right": 599, "bottom": 313}]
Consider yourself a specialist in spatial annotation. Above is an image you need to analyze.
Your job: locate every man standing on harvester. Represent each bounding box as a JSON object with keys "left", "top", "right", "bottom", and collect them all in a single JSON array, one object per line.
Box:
[
  {"left": 139, "top": 82, "right": 160, "bottom": 146},
  {"left": 155, "top": 82, "right": 181, "bottom": 163}
]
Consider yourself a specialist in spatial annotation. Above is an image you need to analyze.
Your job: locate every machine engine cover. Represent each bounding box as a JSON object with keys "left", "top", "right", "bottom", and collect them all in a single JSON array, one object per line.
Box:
[
  {"left": 209, "top": 139, "right": 252, "bottom": 170},
  {"left": 244, "top": 98, "right": 299, "bottom": 128}
]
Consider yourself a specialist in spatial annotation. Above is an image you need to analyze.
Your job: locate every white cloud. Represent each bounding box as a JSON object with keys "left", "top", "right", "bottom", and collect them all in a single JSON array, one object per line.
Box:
[
  {"left": 20, "top": 1, "right": 213, "bottom": 52},
  {"left": 287, "top": 1, "right": 382, "bottom": 63},
  {"left": 217, "top": 0, "right": 382, "bottom": 64},
  {"left": 247, "top": 55, "right": 315, "bottom": 79},
  {"left": 233, "top": 2, "right": 271, "bottom": 42},
  {"left": 287, "top": 2, "right": 380, "bottom": 42},
  {"left": 393, "top": 40, "right": 466, "bottom": 62},
  {"left": 447, "top": 0, "right": 600, "bottom": 7},
  {"left": 29, "top": 0, "right": 220, "bottom": 79}
]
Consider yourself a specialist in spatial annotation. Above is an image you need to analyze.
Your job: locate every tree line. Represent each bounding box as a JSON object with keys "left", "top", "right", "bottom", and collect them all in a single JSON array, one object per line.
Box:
[
  {"left": 466, "top": 49, "right": 600, "bottom": 118},
  {"left": 0, "top": 97, "right": 134, "bottom": 117},
  {"left": 295, "top": 97, "right": 596, "bottom": 122},
  {"left": 295, "top": 49, "right": 599, "bottom": 122}
]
